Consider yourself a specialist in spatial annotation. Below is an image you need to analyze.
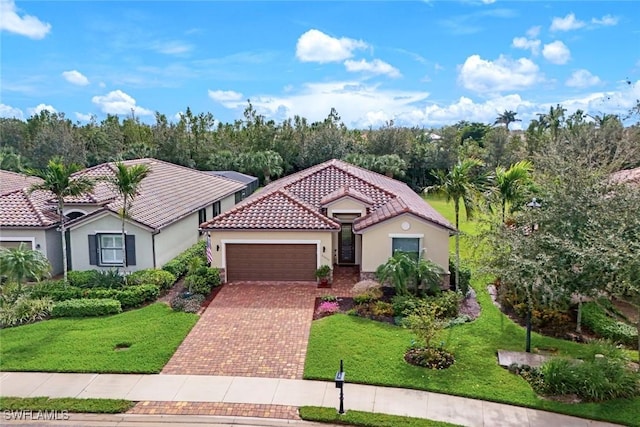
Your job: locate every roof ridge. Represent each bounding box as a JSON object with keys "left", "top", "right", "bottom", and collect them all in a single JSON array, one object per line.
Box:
[
  {"left": 279, "top": 189, "right": 341, "bottom": 228},
  {"left": 329, "top": 160, "right": 397, "bottom": 199},
  {"left": 24, "top": 189, "right": 56, "bottom": 226},
  {"left": 200, "top": 186, "right": 279, "bottom": 227}
]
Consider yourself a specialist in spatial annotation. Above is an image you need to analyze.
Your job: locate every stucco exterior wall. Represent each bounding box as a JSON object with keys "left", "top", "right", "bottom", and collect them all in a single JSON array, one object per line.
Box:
[
  {"left": 359, "top": 214, "right": 451, "bottom": 274},
  {"left": 0, "top": 228, "right": 62, "bottom": 275},
  {"left": 327, "top": 198, "right": 367, "bottom": 217},
  {"left": 69, "top": 214, "right": 153, "bottom": 272},
  {"left": 210, "top": 230, "right": 334, "bottom": 270},
  {"left": 155, "top": 212, "right": 202, "bottom": 267},
  {"left": 220, "top": 194, "right": 236, "bottom": 213}
]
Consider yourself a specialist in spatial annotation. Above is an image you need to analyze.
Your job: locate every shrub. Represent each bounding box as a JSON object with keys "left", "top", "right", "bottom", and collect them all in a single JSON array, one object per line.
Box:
[
  {"left": 404, "top": 346, "right": 455, "bottom": 369},
  {"left": 449, "top": 257, "right": 471, "bottom": 295},
  {"left": 28, "top": 281, "right": 83, "bottom": 302},
  {"left": 405, "top": 303, "right": 447, "bottom": 349},
  {"left": 446, "top": 314, "right": 472, "bottom": 328},
  {"left": 425, "top": 291, "right": 461, "bottom": 319},
  {"left": 371, "top": 301, "right": 394, "bottom": 317},
  {"left": 320, "top": 294, "right": 337, "bottom": 302},
  {"left": 51, "top": 298, "right": 122, "bottom": 318},
  {"left": 0, "top": 297, "right": 53, "bottom": 327},
  {"left": 316, "top": 301, "right": 340, "bottom": 316},
  {"left": 353, "top": 288, "right": 383, "bottom": 305},
  {"left": 540, "top": 357, "right": 640, "bottom": 401},
  {"left": 582, "top": 301, "right": 637, "bottom": 347},
  {"left": 67, "top": 270, "right": 124, "bottom": 289},
  {"left": 391, "top": 294, "right": 420, "bottom": 317},
  {"left": 162, "top": 241, "right": 206, "bottom": 279},
  {"left": 128, "top": 269, "right": 176, "bottom": 290},
  {"left": 83, "top": 285, "right": 159, "bottom": 309},
  {"left": 184, "top": 267, "right": 221, "bottom": 296},
  {"left": 170, "top": 293, "right": 205, "bottom": 313},
  {"left": 0, "top": 282, "right": 29, "bottom": 306}
]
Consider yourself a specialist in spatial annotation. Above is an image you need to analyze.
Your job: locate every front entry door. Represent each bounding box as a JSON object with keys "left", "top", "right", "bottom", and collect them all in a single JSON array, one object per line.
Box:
[{"left": 338, "top": 223, "right": 355, "bottom": 264}]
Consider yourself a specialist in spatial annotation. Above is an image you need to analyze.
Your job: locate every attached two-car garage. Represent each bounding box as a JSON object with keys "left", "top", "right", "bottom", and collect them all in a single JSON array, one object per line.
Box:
[{"left": 225, "top": 243, "right": 317, "bottom": 282}]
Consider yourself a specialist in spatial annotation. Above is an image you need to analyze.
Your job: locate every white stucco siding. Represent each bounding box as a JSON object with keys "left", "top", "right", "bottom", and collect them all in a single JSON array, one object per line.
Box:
[
  {"left": 155, "top": 212, "right": 202, "bottom": 267},
  {"left": 210, "top": 230, "right": 334, "bottom": 270},
  {"left": 0, "top": 229, "right": 62, "bottom": 274},
  {"left": 359, "top": 214, "right": 451, "bottom": 274},
  {"left": 220, "top": 194, "right": 236, "bottom": 213},
  {"left": 326, "top": 198, "right": 367, "bottom": 217},
  {"left": 69, "top": 214, "right": 153, "bottom": 272}
]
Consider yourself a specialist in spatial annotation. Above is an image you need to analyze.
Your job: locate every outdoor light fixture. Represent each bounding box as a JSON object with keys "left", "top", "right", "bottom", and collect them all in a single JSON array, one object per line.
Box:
[
  {"left": 323, "top": 246, "right": 326, "bottom": 253},
  {"left": 216, "top": 245, "right": 220, "bottom": 252}
]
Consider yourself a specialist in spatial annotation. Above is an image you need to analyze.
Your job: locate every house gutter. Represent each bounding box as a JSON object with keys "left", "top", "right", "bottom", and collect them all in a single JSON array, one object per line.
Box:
[{"left": 152, "top": 229, "right": 160, "bottom": 269}]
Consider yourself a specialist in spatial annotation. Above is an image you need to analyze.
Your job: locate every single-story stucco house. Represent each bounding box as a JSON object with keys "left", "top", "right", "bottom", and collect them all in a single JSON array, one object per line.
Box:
[
  {"left": 0, "top": 159, "right": 247, "bottom": 275},
  {"left": 201, "top": 159, "right": 456, "bottom": 283}
]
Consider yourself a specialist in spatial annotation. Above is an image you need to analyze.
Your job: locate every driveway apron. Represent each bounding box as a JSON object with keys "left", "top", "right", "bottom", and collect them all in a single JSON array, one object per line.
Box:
[{"left": 163, "top": 282, "right": 320, "bottom": 379}]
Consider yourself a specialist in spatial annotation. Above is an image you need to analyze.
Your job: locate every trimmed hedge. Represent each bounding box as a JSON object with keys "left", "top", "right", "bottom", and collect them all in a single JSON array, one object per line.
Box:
[
  {"left": 67, "top": 270, "right": 124, "bottom": 289},
  {"left": 184, "top": 267, "right": 221, "bottom": 295},
  {"left": 51, "top": 299, "right": 122, "bottom": 318},
  {"left": 162, "top": 240, "right": 206, "bottom": 278},
  {"left": 28, "top": 281, "right": 83, "bottom": 302},
  {"left": 582, "top": 301, "right": 637, "bottom": 347},
  {"left": 83, "top": 284, "right": 159, "bottom": 309},
  {"left": 127, "top": 269, "right": 176, "bottom": 290}
]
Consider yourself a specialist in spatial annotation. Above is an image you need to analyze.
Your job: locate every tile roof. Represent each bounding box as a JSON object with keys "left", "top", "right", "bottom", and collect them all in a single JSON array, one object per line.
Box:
[
  {"left": 1, "top": 159, "right": 245, "bottom": 230},
  {"left": 208, "top": 171, "right": 258, "bottom": 185},
  {"left": 1, "top": 170, "right": 43, "bottom": 195},
  {"left": 203, "top": 159, "right": 455, "bottom": 232}
]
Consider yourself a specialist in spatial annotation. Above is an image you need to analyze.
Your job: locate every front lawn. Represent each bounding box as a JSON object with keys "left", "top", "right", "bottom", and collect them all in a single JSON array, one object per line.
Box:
[
  {"left": 0, "top": 397, "right": 133, "bottom": 414},
  {"left": 0, "top": 303, "right": 197, "bottom": 373}
]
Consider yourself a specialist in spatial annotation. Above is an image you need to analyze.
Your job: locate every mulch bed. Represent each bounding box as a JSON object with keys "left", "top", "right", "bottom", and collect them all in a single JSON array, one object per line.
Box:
[{"left": 158, "top": 278, "right": 224, "bottom": 314}]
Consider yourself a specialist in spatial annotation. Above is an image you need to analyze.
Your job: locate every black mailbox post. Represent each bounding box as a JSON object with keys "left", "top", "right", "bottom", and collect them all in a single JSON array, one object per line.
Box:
[{"left": 335, "top": 359, "right": 345, "bottom": 414}]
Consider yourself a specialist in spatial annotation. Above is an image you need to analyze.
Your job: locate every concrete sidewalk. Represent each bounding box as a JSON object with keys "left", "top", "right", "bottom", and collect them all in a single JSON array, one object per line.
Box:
[{"left": 0, "top": 372, "right": 621, "bottom": 427}]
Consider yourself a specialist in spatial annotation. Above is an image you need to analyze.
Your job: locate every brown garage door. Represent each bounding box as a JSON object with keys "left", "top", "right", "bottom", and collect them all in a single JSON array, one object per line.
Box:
[{"left": 226, "top": 243, "right": 317, "bottom": 282}]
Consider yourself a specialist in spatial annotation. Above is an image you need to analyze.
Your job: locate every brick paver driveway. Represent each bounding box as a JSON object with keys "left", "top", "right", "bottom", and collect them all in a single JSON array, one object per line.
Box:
[{"left": 162, "top": 269, "right": 357, "bottom": 379}]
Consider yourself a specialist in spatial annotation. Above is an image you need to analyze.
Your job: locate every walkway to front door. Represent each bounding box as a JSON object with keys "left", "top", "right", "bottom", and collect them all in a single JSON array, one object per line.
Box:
[{"left": 162, "top": 267, "right": 359, "bottom": 379}]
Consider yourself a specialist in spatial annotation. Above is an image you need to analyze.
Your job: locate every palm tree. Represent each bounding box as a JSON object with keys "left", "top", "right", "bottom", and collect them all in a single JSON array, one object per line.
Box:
[
  {"left": 426, "top": 158, "right": 487, "bottom": 291},
  {"left": 492, "top": 160, "right": 534, "bottom": 223},
  {"left": 0, "top": 243, "right": 51, "bottom": 284},
  {"left": 103, "top": 162, "right": 151, "bottom": 276},
  {"left": 494, "top": 110, "right": 521, "bottom": 131},
  {"left": 28, "top": 158, "right": 95, "bottom": 283},
  {"left": 374, "top": 154, "right": 407, "bottom": 178}
]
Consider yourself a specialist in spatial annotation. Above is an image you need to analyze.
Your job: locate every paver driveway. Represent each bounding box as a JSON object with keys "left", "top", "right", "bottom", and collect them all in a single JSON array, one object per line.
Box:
[{"left": 162, "top": 268, "right": 358, "bottom": 379}]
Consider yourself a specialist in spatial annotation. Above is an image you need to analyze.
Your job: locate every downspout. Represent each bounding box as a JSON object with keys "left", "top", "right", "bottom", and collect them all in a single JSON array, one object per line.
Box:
[{"left": 152, "top": 230, "right": 160, "bottom": 269}]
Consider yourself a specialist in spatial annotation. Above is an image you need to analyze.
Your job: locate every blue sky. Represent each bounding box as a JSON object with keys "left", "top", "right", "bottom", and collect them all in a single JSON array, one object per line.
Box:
[{"left": 1, "top": 0, "right": 639, "bottom": 129}]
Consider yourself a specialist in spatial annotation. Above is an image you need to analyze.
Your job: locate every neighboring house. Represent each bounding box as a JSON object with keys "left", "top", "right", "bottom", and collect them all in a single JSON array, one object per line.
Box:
[
  {"left": 208, "top": 171, "right": 259, "bottom": 204},
  {"left": 0, "top": 159, "right": 246, "bottom": 275},
  {"left": 201, "top": 159, "right": 456, "bottom": 283},
  {"left": 0, "top": 170, "right": 63, "bottom": 273}
]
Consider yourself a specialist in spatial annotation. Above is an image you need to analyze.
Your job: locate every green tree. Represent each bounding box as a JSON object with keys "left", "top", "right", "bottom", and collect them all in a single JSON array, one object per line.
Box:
[
  {"left": 376, "top": 251, "right": 444, "bottom": 296},
  {"left": 27, "top": 158, "right": 95, "bottom": 282},
  {"left": 494, "top": 110, "right": 521, "bottom": 131},
  {"left": 491, "top": 160, "right": 534, "bottom": 223},
  {"left": 373, "top": 154, "right": 407, "bottom": 178},
  {"left": 0, "top": 243, "right": 51, "bottom": 284},
  {"left": 244, "top": 150, "right": 283, "bottom": 184},
  {"left": 103, "top": 162, "right": 151, "bottom": 276},
  {"left": 426, "top": 158, "right": 487, "bottom": 291}
]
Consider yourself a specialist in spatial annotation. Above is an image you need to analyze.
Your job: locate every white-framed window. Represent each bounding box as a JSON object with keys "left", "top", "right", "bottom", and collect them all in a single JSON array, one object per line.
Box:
[
  {"left": 392, "top": 237, "right": 420, "bottom": 259},
  {"left": 99, "top": 234, "right": 124, "bottom": 265}
]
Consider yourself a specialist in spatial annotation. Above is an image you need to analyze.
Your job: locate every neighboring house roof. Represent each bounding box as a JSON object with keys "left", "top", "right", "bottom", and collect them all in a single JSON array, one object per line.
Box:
[
  {"left": 0, "top": 170, "right": 42, "bottom": 195},
  {"left": 208, "top": 171, "right": 258, "bottom": 185},
  {"left": 611, "top": 167, "right": 640, "bottom": 186},
  {"left": 202, "top": 159, "right": 455, "bottom": 232},
  {"left": 0, "top": 159, "right": 245, "bottom": 231}
]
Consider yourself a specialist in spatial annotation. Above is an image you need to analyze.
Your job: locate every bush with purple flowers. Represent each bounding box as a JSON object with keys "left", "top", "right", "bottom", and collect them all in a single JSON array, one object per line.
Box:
[{"left": 316, "top": 301, "right": 340, "bottom": 317}]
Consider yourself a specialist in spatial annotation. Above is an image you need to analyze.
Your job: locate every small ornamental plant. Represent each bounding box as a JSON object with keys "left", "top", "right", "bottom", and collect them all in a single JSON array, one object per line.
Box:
[{"left": 316, "top": 301, "right": 340, "bottom": 317}]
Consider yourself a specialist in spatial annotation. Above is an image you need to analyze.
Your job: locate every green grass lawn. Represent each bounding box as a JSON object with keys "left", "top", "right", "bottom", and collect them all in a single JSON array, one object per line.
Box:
[
  {"left": 303, "top": 195, "right": 640, "bottom": 426},
  {"left": 300, "top": 406, "right": 461, "bottom": 427},
  {"left": 0, "top": 397, "right": 133, "bottom": 414},
  {"left": 0, "top": 303, "right": 198, "bottom": 373}
]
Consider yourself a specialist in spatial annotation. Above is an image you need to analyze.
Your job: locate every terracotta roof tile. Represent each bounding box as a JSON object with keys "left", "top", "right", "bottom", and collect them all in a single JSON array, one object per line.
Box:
[
  {"left": 203, "top": 159, "right": 455, "bottom": 232},
  {"left": 0, "top": 188, "right": 58, "bottom": 228},
  {"left": 0, "top": 170, "right": 42, "bottom": 195}
]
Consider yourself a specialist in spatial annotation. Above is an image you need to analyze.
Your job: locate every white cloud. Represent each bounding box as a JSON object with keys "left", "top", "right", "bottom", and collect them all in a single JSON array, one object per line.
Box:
[
  {"left": 208, "top": 90, "right": 244, "bottom": 103},
  {"left": 75, "top": 112, "right": 93, "bottom": 121},
  {"left": 91, "top": 90, "right": 153, "bottom": 116},
  {"left": 543, "top": 41, "right": 571, "bottom": 64},
  {"left": 0, "top": 0, "right": 51, "bottom": 39},
  {"left": 62, "top": 70, "right": 90, "bottom": 86},
  {"left": 591, "top": 15, "right": 618, "bottom": 26},
  {"left": 512, "top": 37, "right": 541, "bottom": 55},
  {"left": 0, "top": 103, "right": 24, "bottom": 120},
  {"left": 296, "top": 29, "right": 368, "bottom": 63},
  {"left": 550, "top": 13, "right": 585, "bottom": 32},
  {"left": 344, "top": 59, "right": 401, "bottom": 78},
  {"left": 566, "top": 69, "right": 602, "bottom": 88},
  {"left": 151, "top": 40, "right": 193, "bottom": 55},
  {"left": 481, "top": 0, "right": 496, "bottom": 4},
  {"left": 526, "top": 26, "right": 541, "bottom": 38},
  {"left": 458, "top": 54, "right": 543, "bottom": 93},
  {"left": 28, "top": 103, "right": 57, "bottom": 116}
]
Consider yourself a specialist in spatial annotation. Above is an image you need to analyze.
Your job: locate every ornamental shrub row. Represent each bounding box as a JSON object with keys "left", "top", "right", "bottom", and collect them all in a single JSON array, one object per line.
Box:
[
  {"left": 162, "top": 240, "right": 206, "bottom": 278},
  {"left": 127, "top": 269, "right": 176, "bottom": 290},
  {"left": 51, "top": 298, "right": 122, "bottom": 318},
  {"left": 582, "top": 301, "right": 637, "bottom": 347},
  {"left": 83, "top": 284, "right": 159, "bottom": 309}
]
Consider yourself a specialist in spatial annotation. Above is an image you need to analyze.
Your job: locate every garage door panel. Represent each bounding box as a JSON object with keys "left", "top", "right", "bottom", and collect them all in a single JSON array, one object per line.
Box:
[{"left": 226, "top": 243, "right": 316, "bottom": 282}]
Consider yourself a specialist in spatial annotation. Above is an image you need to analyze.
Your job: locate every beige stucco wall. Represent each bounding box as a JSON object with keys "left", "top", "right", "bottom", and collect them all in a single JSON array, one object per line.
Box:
[
  {"left": 69, "top": 214, "right": 153, "bottom": 272},
  {"left": 220, "top": 194, "right": 236, "bottom": 213},
  {"left": 0, "top": 228, "right": 63, "bottom": 275},
  {"left": 210, "top": 230, "right": 334, "bottom": 270},
  {"left": 326, "top": 198, "right": 367, "bottom": 218},
  {"left": 359, "top": 213, "right": 451, "bottom": 274},
  {"left": 155, "top": 211, "right": 202, "bottom": 267}
]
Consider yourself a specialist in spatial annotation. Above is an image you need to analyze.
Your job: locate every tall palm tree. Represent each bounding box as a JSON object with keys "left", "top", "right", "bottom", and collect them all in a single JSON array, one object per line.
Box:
[
  {"left": 494, "top": 110, "right": 521, "bottom": 131},
  {"left": 374, "top": 154, "right": 407, "bottom": 178},
  {"left": 28, "top": 158, "right": 95, "bottom": 283},
  {"left": 426, "top": 158, "right": 487, "bottom": 291},
  {"left": 492, "top": 160, "right": 534, "bottom": 223},
  {"left": 103, "top": 162, "right": 151, "bottom": 276}
]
